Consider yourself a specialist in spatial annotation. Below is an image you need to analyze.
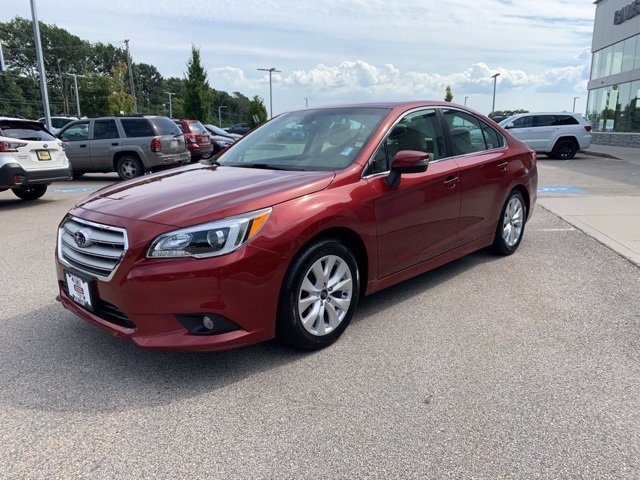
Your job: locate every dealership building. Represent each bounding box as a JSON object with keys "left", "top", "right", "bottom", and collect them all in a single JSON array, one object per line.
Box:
[{"left": 588, "top": 0, "right": 640, "bottom": 146}]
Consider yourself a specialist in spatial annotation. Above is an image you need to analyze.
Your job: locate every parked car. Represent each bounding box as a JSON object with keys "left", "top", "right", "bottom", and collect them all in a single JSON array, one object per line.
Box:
[
  {"left": 173, "top": 119, "right": 213, "bottom": 161},
  {"left": 55, "top": 101, "right": 537, "bottom": 352},
  {"left": 58, "top": 116, "right": 190, "bottom": 180},
  {"left": 499, "top": 112, "right": 592, "bottom": 159},
  {"left": 38, "top": 116, "right": 79, "bottom": 135},
  {"left": 1, "top": 117, "right": 71, "bottom": 200},
  {"left": 204, "top": 124, "right": 242, "bottom": 140},
  {"left": 225, "top": 122, "right": 251, "bottom": 135}
]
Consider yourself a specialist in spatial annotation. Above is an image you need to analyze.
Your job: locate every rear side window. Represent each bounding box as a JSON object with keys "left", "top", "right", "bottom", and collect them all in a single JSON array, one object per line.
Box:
[
  {"left": 150, "top": 117, "right": 182, "bottom": 136},
  {"left": 533, "top": 115, "right": 555, "bottom": 127},
  {"left": 479, "top": 121, "right": 505, "bottom": 150},
  {"left": 0, "top": 122, "right": 57, "bottom": 141},
  {"left": 93, "top": 120, "right": 119, "bottom": 140},
  {"left": 120, "top": 119, "right": 155, "bottom": 137},
  {"left": 552, "top": 115, "right": 579, "bottom": 126}
]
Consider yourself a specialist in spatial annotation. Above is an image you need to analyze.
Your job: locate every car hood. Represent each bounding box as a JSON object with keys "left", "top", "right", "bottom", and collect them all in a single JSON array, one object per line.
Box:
[{"left": 77, "top": 164, "right": 335, "bottom": 227}]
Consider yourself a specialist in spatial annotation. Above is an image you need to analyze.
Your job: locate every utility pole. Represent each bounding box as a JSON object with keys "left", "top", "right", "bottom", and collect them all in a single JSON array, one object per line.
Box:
[
  {"left": 573, "top": 96, "right": 580, "bottom": 112},
  {"left": 304, "top": 97, "right": 308, "bottom": 108},
  {"left": 257, "top": 67, "right": 281, "bottom": 118},
  {"left": 30, "top": 0, "right": 51, "bottom": 130},
  {"left": 124, "top": 39, "right": 138, "bottom": 113},
  {"left": 218, "top": 105, "right": 228, "bottom": 126},
  {"left": 68, "top": 73, "right": 82, "bottom": 117},
  {"left": 165, "top": 92, "right": 175, "bottom": 117}
]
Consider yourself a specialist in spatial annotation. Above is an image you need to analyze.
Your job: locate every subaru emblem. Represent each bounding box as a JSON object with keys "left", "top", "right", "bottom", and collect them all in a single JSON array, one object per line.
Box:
[{"left": 73, "top": 229, "right": 92, "bottom": 248}]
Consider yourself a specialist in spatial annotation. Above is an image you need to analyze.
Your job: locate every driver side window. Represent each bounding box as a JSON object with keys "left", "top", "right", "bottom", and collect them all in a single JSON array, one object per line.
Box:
[{"left": 367, "top": 109, "right": 443, "bottom": 175}]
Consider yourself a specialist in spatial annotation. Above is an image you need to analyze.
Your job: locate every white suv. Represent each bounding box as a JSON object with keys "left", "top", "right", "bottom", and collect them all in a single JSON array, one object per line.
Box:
[
  {"left": 0, "top": 117, "right": 72, "bottom": 201},
  {"left": 499, "top": 112, "right": 592, "bottom": 159}
]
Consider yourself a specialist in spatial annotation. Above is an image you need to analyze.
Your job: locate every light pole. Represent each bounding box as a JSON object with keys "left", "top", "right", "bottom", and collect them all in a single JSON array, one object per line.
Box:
[
  {"left": 165, "top": 92, "right": 176, "bottom": 117},
  {"left": 30, "top": 0, "right": 51, "bottom": 130},
  {"left": 464, "top": 96, "right": 469, "bottom": 106},
  {"left": 257, "top": 67, "right": 281, "bottom": 118},
  {"left": 491, "top": 73, "right": 500, "bottom": 115},
  {"left": 304, "top": 97, "right": 308, "bottom": 108},
  {"left": 573, "top": 96, "right": 580, "bottom": 112},
  {"left": 218, "top": 105, "right": 228, "bottom": 126},
  {"left": 68, "top": 73, "right": 84, "bottom": 117}
]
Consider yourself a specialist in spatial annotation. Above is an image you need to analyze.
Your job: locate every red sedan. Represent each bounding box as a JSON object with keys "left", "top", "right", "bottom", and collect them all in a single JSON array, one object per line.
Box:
[{"left": 55, "top": 102, "right": 537, "bottom": 351}]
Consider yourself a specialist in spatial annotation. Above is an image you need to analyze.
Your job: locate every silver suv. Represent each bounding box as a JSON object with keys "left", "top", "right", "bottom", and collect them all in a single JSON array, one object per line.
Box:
[
  {"left": 0, "top": 117, "right": 72, "bottom": 201},
  {"left": 499, "top": 112, "right": 592, "bottom": 159},
  {"left": 58, "top": 116, "right": 190, "bottom": 180}
]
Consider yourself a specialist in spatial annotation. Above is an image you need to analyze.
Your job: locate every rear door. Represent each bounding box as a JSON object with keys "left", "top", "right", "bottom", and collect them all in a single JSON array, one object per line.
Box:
[
  {"left": 441, "top": 108, "right": 511, "bottom": 245},
  {"left": 90, "top": 119, "right": 121, "bottom": 170}
]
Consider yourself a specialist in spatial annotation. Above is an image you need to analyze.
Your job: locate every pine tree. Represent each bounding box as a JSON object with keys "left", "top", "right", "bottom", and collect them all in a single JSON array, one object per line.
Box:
[
  {"left": 444, "top": 85, "right": 454, "bottom": 102},
  {"left": 182, "top": 45, "right": 213, "bottom": 122}
]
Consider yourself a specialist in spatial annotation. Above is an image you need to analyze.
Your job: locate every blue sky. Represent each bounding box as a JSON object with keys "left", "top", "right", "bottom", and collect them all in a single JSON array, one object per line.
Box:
[{"left": 3, "top": 0, "right": 596, "bottom": 116}]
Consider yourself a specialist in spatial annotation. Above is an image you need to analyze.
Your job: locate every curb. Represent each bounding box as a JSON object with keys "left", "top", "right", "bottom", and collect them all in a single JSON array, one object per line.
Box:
[{"left": 581, "top": 150, "right": 621, "bottom": 160}]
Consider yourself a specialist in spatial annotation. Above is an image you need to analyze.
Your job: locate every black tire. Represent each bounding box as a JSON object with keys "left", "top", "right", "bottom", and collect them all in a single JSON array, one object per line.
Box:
[
  {"left": 277, "top": 239, "right": 360, "bottom": 350},
  {"left": 490, "top": 190, "right": 526, "bottom": 255},
  {"left": 116, "top": 155, "right": 144, "bottom": 180},
  {"left": 551, "top": 139, "right": 578, "bottom": 160},
  {"left": 11, "top": 184, "right": 47, "bottom": 201}
]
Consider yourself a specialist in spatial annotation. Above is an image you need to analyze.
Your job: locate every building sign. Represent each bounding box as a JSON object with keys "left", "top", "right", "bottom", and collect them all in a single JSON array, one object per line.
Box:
[{"left": 614, "top": 0, "right": 640, "bottom": 25}]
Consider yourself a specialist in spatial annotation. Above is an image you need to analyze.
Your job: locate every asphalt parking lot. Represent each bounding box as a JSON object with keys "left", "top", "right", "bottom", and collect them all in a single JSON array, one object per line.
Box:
[{"left": 1, "top": 161, "right": 639, "bottom": 479}]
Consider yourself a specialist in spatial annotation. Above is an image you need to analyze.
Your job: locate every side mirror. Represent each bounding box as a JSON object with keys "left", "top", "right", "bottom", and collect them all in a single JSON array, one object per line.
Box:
[{"left": 387, "top": 150, "right": 430, "bottom": 187}]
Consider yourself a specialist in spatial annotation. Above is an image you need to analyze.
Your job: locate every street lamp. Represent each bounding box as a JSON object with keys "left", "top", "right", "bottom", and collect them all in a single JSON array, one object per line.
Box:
[
  {"left": 165, "top": 92, "right": 176, "bottom": 117},
  {"left": 257, "top": 67, "right": 281, "bottom": 118},
  {"left": 491, "top": 72, "right": 500, "bottom": 115},
  {"left": 573, "top": 96, "right": 580, "bottom": 112},
  {"left": 218, "top": 105, "right": 228, "bottom": 127},
  {"left": 464, "top": 96, "right": 469, "bottom": 106},
  {"left": 304, "top": 97, "right": 309, "bottom": 108}
]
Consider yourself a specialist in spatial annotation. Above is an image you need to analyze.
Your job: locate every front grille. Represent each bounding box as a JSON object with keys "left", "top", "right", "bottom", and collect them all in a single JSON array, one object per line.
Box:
[{"left": 58, "top": 216, "right": 128, "bottom": 280}]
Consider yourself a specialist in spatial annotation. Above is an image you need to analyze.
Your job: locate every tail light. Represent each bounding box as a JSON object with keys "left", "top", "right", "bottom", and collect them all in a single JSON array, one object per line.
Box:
[
  {"left": 150, "top": 137, "right": 161, "bottom": 152},
  {"left": 0, "top": 141, "right": 28, "bottom": 152},
  {"left": 584, "top": 125, "right": 592, "bottom": 132},
  {"left": 185, "top": 133, "right": 197, "bottom": 144}
]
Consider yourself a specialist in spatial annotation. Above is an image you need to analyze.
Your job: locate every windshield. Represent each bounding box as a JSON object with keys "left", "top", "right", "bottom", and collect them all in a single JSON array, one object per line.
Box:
[
  {"left": 0, "top": 121, "right": 57, "bottom": 141},
  {"left": 206, "top": 124, "right": 230, "bottom": 136},
  {"left": 218, "top": 107, "right": 388, "bottom": 171}
]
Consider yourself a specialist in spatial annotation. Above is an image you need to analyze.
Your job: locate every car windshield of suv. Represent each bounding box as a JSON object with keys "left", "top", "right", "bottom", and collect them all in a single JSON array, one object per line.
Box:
[
  {"left": 0, "top": 121, "right": 57, "bottom": 141},
  {"left": 218, "top": 107, "right": 388, "bottom": 171}
]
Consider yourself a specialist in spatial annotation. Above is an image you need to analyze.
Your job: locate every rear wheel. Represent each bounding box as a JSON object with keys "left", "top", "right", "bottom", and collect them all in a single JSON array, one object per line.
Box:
[
  {"left": 11, "top": 184, "right": 47, "bottom": 201},
  {"left": 116, "top": 156, "right": 144, "bottom": 180},
  {"left": 551, "top": 139, "right": 578, "bottom": 160},
  {"left": 277, "top": 239, "right": 360, "bottom": 350},
  {"left": 491, "top": 190, "right": 526, "bottom": 255}
]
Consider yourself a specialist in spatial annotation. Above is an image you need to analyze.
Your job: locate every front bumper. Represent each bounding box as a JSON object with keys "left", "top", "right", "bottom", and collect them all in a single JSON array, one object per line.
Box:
[
  {"left": 55, "top": 209, "right": 286, "bottom": 351},
  {"left": 0, "top": 162, "right": 72, "bottom": 188}
]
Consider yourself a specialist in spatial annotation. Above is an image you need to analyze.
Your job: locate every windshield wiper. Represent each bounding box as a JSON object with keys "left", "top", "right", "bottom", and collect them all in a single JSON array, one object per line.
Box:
[{"left": 233, "top": 163, "right": 290, "bottom": 170}]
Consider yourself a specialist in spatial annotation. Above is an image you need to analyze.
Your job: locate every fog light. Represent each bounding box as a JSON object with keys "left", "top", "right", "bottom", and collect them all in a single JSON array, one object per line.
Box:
[
  {"left": 12, "top": 174, "right": 24, "bottom": 185},
  {"left": 202, "top": 315, "right": 214, "bottom": 330}
]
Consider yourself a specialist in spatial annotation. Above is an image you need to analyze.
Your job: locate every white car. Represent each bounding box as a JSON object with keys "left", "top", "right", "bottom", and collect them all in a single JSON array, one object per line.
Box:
[
  {"left": 499, "top": 112, "right": 592, "bottom": 159},
  {"left": 0, "top": 117, "right": 72, "bottom": 200}
]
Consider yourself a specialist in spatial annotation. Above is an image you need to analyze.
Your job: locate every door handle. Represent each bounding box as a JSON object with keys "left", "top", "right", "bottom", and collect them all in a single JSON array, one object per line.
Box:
[
  {"left": 79, "top": 144, "right": 87, "bottom": 148},
  {"left": 497, "top": 161, "right": 508, "bottom": 170},
  {"left": 443, "top": 175, "right": 459, "bottom": 188},
  {"left": 111, "top": 142, "right": 119, "bottom": 146}
]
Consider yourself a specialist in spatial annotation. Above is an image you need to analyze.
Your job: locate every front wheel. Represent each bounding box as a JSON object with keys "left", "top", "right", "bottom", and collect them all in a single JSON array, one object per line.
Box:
[
  {"left": 277, "top": 239, "right": 360, "bottom": 350},
  {"left": 116, "top": 156, "right": 144, "bottom": 180},
  {"left": 491, "top": 190, "right": 526, "bottom": 255},
  {"left": 11, "top": 184, "right": 47, "bottom": 201}
]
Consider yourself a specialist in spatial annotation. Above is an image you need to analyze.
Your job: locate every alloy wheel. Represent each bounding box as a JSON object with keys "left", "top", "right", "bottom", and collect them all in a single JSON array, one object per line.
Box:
[{"left": 502, "top": 196, "right": 524, "bottom": 247}]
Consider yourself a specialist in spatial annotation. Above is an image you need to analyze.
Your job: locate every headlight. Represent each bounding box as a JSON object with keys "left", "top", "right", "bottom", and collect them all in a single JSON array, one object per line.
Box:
[{"left": 147, "top": 208, "right": 272, "bottom": 259}]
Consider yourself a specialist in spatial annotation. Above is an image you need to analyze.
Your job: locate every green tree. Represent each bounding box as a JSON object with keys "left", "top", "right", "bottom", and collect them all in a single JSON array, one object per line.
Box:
[
  {"left": 444, "top": 85, "right": 453, "bottom": 102},
  {"left": 134, "top": 63, "right": 164, "bottom": 113},
  {"left": 182, "top": 45, "right": 212, "bottom": 122},
  {"left": 247, "top": 95, "right": 268, "bottom": 128},
  {"left": 107, "top": 62, "right": 134, "bottom": 114}
]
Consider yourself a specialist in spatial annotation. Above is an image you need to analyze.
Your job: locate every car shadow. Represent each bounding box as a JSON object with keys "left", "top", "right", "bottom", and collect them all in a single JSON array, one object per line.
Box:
[{"left": 0, "top": 249, "right": 502, "bottom": 415}]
